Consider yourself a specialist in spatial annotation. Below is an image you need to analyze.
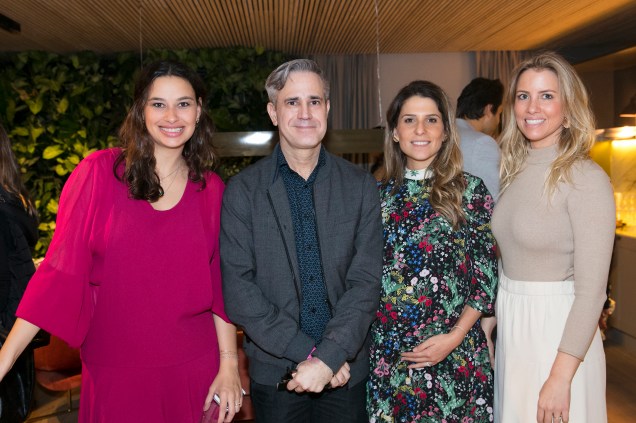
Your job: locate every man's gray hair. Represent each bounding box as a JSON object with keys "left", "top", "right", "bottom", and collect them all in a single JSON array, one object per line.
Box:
[{"left": 265, "top": 59, "right": 330, "bottom": 103}]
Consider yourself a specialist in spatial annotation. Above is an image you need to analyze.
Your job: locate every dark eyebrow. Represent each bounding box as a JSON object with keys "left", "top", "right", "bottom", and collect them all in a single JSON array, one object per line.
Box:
[
  {"left": 400, "top": 113, "right": 440, "bottom": 118},
  {"left": 147, "top": 96, "right": 196, "bottom": 102}
]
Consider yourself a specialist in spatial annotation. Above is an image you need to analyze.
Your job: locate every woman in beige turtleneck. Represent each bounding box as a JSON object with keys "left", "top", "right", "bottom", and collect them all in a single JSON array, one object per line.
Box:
[{"left": 491, "top": 52, "right": 615, "bottom": 423}]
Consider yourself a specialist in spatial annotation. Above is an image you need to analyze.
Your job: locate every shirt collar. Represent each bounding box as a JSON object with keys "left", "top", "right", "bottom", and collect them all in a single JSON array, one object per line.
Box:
[
  {"left": 404, "top": 167, "right": 433, "bottom": 180},
  {"left": 277, "top": 145, "right": 326, "bottom": 172}
]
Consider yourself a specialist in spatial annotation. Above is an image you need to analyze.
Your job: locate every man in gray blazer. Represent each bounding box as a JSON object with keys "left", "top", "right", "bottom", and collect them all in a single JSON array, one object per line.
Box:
[
  {"left": 456, "top": 77, "right": 503, "bottom": 201},
  {"left": 220, "top": 59, "right": 382, "bottom": 423}
]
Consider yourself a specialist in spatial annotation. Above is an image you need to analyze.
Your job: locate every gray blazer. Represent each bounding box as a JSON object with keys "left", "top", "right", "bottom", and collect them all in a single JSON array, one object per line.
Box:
[{"left": 220, "top": 145, "right": 382, "bottom": 386}]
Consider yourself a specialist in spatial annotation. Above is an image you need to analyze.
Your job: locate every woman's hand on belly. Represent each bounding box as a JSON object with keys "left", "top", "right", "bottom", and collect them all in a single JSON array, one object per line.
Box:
[{"left": 401, "top": 331, "right": 463, "bottom": 369}]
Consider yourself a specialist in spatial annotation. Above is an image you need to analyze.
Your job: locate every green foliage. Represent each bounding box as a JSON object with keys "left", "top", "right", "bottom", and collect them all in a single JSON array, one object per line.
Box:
[{"left": 0, "top": 47, "right": 291, "bottom": 256}]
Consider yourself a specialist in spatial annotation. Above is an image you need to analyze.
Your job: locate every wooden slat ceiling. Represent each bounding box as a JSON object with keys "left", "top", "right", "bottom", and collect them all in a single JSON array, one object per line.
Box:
[{"left": 0, "top": 0, "right": 634, "bottom": 60}]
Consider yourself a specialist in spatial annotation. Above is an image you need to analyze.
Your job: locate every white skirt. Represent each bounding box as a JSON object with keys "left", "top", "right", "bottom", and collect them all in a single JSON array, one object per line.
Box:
[{"left": 494, "top": 273, "right": 607, "bottom": 423}]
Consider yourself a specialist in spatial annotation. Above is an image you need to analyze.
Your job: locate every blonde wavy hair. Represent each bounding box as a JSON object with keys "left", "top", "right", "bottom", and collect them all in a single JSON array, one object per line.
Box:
[
  {"left": 499, "top": 51, "right": 596, "bottom": 196},
  {"left": 382, "top": 80, "right": 466, "bottom": 229}
]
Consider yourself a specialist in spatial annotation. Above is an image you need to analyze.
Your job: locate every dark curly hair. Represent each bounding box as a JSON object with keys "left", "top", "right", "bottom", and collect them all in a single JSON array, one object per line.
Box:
[{"left": 114, "top": 60, "right": 217, "bottom": 202}]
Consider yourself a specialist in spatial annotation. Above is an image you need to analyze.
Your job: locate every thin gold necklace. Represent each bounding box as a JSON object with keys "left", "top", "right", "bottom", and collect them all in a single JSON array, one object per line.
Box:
[
  {"left": 159, "top": 165, "right": 181, "bottom": 197},
  {"left": 159, "top": 165, "right": 180, "bottom": 181}
]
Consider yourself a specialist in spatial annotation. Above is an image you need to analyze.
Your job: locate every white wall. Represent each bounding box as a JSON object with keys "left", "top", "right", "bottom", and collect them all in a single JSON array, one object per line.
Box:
[{"left": 376, "top": 52, "right": 476, "bottom": 126}]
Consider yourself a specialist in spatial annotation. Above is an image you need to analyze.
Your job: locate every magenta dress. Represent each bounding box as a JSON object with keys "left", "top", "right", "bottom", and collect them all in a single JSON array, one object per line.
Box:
[{"left": 17, "top": 149, "right": 229, "bottom": 422}]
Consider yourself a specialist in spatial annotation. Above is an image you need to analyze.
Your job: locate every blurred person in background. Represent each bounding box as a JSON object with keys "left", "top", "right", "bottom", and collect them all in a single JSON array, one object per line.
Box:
[
  {"left": 0, "top": 122, "right": 39, "bottom": 423},
  {"left": 455, "top": 77, "right": 504, "bottom": 201}
]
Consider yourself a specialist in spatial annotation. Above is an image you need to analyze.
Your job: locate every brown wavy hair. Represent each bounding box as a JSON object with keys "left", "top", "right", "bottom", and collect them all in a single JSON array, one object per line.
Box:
[
  {"left": 382, "top": 80, "right": 466, "bottom": 229},
  {"left": 499, "top": 51, "right": 596, "bottom": 196},
  {"left": 114, "top": 60, "right": 217, "bottom": 202},
  {"left": 0, "top": 122, "right": 37, "bottom": 217}
]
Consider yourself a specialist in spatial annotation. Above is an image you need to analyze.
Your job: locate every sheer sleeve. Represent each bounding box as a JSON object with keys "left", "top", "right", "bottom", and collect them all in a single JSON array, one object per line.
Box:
[
  {"left": 204, "top": 173, "right": 230, "bottom": 323},
  {"left": 17, "top": 150, "right": 114, "bottom": 347}
]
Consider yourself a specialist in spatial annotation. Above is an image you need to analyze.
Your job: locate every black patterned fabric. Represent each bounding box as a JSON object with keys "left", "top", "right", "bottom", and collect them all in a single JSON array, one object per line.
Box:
[{"left": 277, "top": 148, "right": 331, "bottom": 344}]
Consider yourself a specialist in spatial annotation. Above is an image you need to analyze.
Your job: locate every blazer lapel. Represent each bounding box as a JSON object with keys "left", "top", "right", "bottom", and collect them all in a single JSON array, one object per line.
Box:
[{"left": 267, "top": 179, "right": 301, "bottom": 287}]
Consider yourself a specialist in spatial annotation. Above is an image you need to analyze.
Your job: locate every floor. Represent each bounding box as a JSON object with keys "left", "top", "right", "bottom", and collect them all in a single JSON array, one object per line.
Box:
[{"left": 25, "top": 331, "right": 636, "bottom": 423}]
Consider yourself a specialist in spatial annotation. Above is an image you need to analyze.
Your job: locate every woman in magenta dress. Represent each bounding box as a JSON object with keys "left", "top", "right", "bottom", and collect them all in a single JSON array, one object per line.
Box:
[{"left": 0, "top": 60, "right": 243, "bottom": 423}]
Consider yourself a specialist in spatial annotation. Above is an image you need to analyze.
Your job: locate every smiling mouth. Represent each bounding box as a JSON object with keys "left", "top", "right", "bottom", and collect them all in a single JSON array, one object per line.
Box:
[
  {"left": 525, "top": 119, "right": 544, "bottom": 125},
  {"left": 411, "top": 141, "right": 430, "bottom": 145},
  {"left": 160, "top": 127, "right": 184, "bottom": 134}
]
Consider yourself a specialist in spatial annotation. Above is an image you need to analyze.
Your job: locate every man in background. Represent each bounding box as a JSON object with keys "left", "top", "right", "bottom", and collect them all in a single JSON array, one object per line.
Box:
[
  {"left": 456, "top": 78, "right": 504, "bottom": 367},
  {"left": 456, "top": 77, "right": 504, "bottom": 200},
  {"left": 220, "top": 59, "right": 382, "bottom": 423}
]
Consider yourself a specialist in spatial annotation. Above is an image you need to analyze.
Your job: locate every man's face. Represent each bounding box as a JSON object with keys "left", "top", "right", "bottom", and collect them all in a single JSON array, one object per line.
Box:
[
  {"left": 482, "top": 104, "right": 503, "bottom": 137},
  {"left": 267, "top": 71, "right": 330, "bottom": 154}
]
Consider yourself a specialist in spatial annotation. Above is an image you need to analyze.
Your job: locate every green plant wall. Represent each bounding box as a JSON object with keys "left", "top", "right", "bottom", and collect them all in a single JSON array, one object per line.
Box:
[{"left": 0, "top": 47, "right": 291, "bottom": 256}]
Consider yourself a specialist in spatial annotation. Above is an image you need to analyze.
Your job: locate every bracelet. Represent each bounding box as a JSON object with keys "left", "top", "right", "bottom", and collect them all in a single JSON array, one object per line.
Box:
[
  {"left": 219, "top": 350, "right": 239, "bottom": 359},
  {"left": 452, "top": 324, "right": 467, "bottom": 337},
  {"left": 307, "top": 346, "right": 316, "bottom": 360}
]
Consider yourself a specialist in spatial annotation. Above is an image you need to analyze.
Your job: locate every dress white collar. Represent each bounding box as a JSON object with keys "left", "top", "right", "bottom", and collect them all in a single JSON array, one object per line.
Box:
[{"left": 404, "top": 167, "right": 433, "bottom": 180}]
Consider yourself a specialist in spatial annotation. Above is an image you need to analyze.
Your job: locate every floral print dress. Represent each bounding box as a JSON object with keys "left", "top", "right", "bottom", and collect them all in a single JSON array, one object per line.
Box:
[{"left": 368, "top": 170, "right": 498, "bottom": 423}]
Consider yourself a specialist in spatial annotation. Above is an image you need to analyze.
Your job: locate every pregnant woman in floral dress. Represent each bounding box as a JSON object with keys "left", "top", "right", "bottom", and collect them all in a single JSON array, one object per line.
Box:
[{"left": 368, "top": 80, "right": 498, "bottom": 423}]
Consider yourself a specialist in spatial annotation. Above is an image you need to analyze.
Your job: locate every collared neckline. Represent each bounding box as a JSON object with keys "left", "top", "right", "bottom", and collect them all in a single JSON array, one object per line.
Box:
[
  {"left": 404, "top": 167, "right": 433, "bottom": 180},
  {"left": 277, "top": 145, "right": 326, "bottom": 175}
]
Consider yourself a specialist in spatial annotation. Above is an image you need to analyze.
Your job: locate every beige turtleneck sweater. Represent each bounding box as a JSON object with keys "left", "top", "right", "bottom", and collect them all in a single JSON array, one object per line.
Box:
[{"left": 492, "top": 144, "right": 615, "bottom": 360}]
